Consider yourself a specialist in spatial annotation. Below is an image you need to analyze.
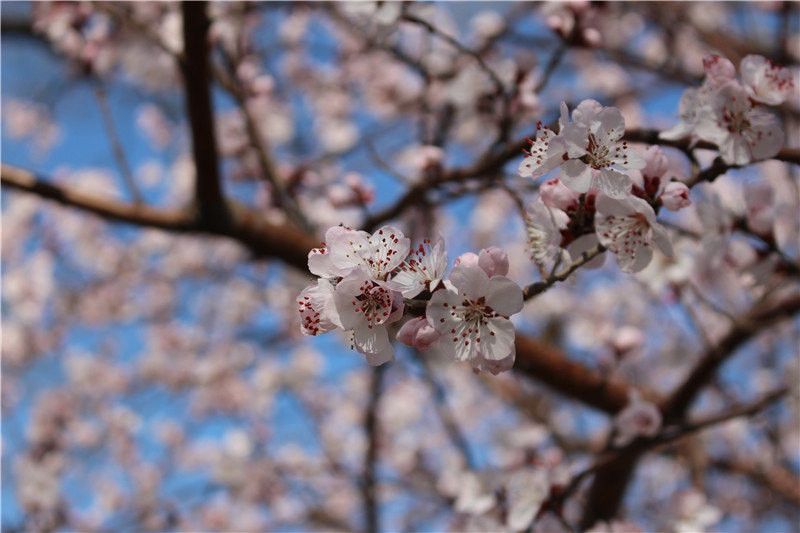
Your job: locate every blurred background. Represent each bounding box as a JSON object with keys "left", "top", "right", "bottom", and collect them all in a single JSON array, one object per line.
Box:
[{"left": 2, "top": 2, "right": 799, "bottom": 531}]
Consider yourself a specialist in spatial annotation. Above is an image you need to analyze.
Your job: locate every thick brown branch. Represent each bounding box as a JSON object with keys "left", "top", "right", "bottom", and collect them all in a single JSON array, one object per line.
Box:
[
  {"left": 181, "top": 1, "right": 227, "bottom": 227},
  {"left": 663, "top": 293, "right": 800, "bottom": 421},
  {"left": 1, "top": 164, "right": 315, "bottom": 271},
  {"left": 362, "top": 365, "right": 385, "bottom": 533},
  {"left": 1, "top": 164, "right": 194, "bottom": 231},
  {"left": 513, "top": 334, "right": 642, "bottom": 414},
  {"left": 580, "top": 293, "right": 800, "bottom": 528}
]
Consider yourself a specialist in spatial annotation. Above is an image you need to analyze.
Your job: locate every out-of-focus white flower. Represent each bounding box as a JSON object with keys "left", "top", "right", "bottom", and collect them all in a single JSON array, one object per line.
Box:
[{"left": 595, "top": 194, "right": 673, "bottom": 273}]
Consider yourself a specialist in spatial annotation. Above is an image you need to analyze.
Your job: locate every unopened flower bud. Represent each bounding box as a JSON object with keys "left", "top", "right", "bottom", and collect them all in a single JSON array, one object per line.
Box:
[
  {"left": 659, "top": 182, "right": 691, "bottom": 211},
  {"left": 478, "top": 247, "right": 509, "bottom": 277},
  {"left": 540, "top": 178, "right": 579, "bottom": 211},
  {"left": 454, "top": 252, "right": 480, "bottom": 268},
  {"left": 396, "top": 317, "right": 441, "bottom": 351}
]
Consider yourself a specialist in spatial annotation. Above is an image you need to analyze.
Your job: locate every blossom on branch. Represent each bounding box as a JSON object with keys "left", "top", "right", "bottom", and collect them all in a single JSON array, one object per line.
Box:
[
  {"left": 393, "top": 234, "right": 447, "bottom": 298},
  {"left": 519, "top": 100, "right": 643, "bottom": 198},
  {"left": 427, "top": 263, "right": 523, "bottom": 369},
  {"left": 595, "top": 194, "right": 673, "bottom": 273},
  {"left": 333, "top": 267, "right": 404, "bottom": 365},
  {"left": 662, "top": 53, "right": 787, "bottom": 165}
]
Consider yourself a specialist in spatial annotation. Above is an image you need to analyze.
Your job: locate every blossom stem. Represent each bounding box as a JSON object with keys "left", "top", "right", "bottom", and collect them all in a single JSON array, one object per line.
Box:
[{"left": 522, "top": 244, "right": 606, "bottom": 300}]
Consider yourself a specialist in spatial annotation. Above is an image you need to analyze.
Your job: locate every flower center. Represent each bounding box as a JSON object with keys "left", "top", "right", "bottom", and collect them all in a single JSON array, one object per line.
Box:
[
  {"left": 352, "top": 283, "right": 392, "bottom": 328},
  {"left": 459, "top": 296, "right": 497, "bottom": 325},
  {"left": 721, "top": 105, "right": 751, "bottom": 134},
  {"left": 601, "top": 213, "right": 651, "bottom": 254}
]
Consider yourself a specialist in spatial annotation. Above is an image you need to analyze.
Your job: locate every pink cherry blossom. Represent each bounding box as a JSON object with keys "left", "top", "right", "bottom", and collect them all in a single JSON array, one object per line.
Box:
[
  {"left": 297, "top": 278, "right": 341, "bottom": 336},
  {"left": 702, "top": 54, "right": 737, "bottom": 88},
  {"left": 660, "top": 87, "right": 703, "bottom": 141},
  {"left": 505, "top": 468, "right": 551, "bottom": 531},
  {"left": 329, "top": 225, "right": 410, "bottom": 281},
  {"left": 427, "top": 263, "right": 523, "bottom": 366},
  {"left": 477, "top": 247, "right": 509, "bottom": 278},
  {"left": 740, "top": 54, "right": 796, "bottom": 105},
  {"left": 307, "top": 225, "right": 362, "bottom": 279},
  {"left": 659, "top": 182, "right": 692, "bottom": 212},
  {"left": 518, "top": 120, "right": 563, "bottom": 179},
  {"left": 526, "top": 200, "right": 570, "bottom": 267},
  {"left": 333, "top": 267, "right": 404, "bottom": 363},
  {"left": 396, "top": 316, "right": 441, "bottom": 351},
  {"left": 454, "top": 252, "right": 480, "bottom": 268},
  {"left": 595, "top": 194, "right": 673, "bottom": 273},
  {"left": 393, "top": 234, "right": 448, "bottom": 298},
  {"left": 547, "top": 100, "right": 644, "bottom": 198},
  {"left": 540, "top": 178, "right": 580, "bottom": 211},
  {"left": 612, "top": 394, "right": 662, "bottom": 447},
  {"left": 695, "top": 81, "right": 784, "bottom": 165}
]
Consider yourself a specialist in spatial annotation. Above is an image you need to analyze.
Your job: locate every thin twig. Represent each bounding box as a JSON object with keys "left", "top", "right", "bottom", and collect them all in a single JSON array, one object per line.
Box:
[
  {"left": 413, "top": 353, "right": 477, "bottom": 470},
  {"left": 215, "top": 49, "right": 312, "bottom": 233},
  {"left": 402, "top": 13, "right": 506, "bottom": 95},
  {"left": 93, "top": 80, "right": 142, "bottom": 204},
  {"left": 523, "top": 245, "right": 606, "bottom": 300}
]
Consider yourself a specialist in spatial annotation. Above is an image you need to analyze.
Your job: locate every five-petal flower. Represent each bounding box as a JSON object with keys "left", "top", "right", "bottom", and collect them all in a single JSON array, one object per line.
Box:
[{"left": 427, "top": 264, "right": 523, "bottom": 364}]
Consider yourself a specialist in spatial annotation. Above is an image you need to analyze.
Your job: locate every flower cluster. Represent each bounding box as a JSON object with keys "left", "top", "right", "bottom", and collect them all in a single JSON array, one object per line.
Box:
[
  {"left": 519, "top": 99, "right": 643, "bottom": 198},
  {"left": 298, "top": 227, "right": 524, "bottom": 372},
  {"left": 662, "top": 54, "right": 791, "bottom": 165},
  {"left": 520, "top": 100, "right": 684, "bottom": 274}
]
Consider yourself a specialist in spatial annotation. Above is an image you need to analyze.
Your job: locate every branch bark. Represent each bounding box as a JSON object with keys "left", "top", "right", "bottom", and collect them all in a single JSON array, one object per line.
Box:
[
  {"left": 362, "top": 365, "right": 385, "bottom": 533},
  {"left": 3, "top": 163, "right": 646, "bottom": 419},
  {"left": 513, "top": 334, "right": 643, "bottom": 414},
  {"left": 1, "top": 164, "right": 316, "bottom": 271},
  {"left": 364, "top": 129, "right": 800, "bottom": 231},
  {"left": 180, "top": 1, "right": 228, "bottom": 228},
  {"left": 579, "top": 292, "right": 800, "bottom": 528}
]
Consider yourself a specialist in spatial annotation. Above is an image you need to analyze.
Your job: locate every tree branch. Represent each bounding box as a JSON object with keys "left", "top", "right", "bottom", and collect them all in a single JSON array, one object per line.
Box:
[
  {"left": 1, "top": 164, "right": 316, "bottom": 271},
  {"left": 214, "top": 49, "right": 311, "bottom": 232},
  {"left": 364, "top": 128, "right": 800, "bottom": 231},
  {"left": 401, "top": 13, "right": 506, "bottom": 96},
  {"left": 580, "top": 293, "right": 800, "bottom": 528},
  {"left": 1, "top": 164, "right": 193, "bottom": 231},
  {"left": 414, "top": 353, "right": 477, "bottom": 469},
  {"left": 663, "top": 293, "right": 800, "bottom": 421},
  {"left": 563, "top": 389, "right": 788, "bottom": 527},
  {"left": 362, "top": 365, "right": 385, "bottom": 533},
  {"left": 523, "top": 245, "right": 606, "bottom": 300},
  {"left": 513, "top": 334, "right": 644, "bottom": 414},
  {"left": 180, "top": 1, "right": 228, "bottom": 228},
  {"left": 93, "top": 81, "right": 142, "bottom": 204}
]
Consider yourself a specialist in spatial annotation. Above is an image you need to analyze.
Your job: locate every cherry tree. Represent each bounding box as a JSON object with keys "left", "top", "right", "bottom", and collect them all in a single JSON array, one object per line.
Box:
[{"left": 2, "top": 2, "right": 799, "bottom": 532}]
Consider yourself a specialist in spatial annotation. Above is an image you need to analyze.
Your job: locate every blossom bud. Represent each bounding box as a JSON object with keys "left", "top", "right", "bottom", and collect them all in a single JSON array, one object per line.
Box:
[
  {"left": 744, "top": 182, "right": 774, "bottom": 236},
  {"left": 659, "top": 182, "right": 691, "bottom": 211},
  {"left": 613, "top": 398, "right": 662, "bottom": 447},
  {"left": 611, "top": 326, "right": 644, "bottom": 357},
  {"left": 582, "top": 27, "right": 603, "bottom": 48},
  {"left": 396, "top": 317, "right": 441, "bottom": 351},
  {"left": 540, "top": 178, "right": 580, "bottom": 211},
  {"left": 454, "top": 252, "right": 480, "bottom": 268},
  {"left": 478, "top": 247, "right": 509, "bottom": 277},
  {"left": 702, "top": 54, "right": 736, "bottom": 88},
  {"left": 412, "top": 145, "right": 445, "bottom": 170},
  {"left": 641, "top": 146, "right": 668, "bottom": 180}
]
